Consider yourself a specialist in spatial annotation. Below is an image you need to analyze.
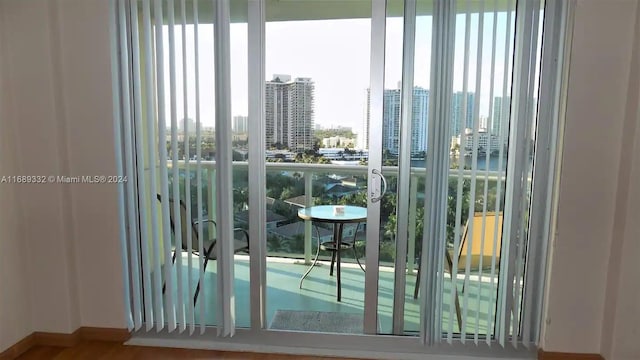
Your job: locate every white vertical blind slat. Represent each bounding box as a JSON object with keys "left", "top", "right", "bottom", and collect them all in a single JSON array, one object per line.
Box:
[
  {"left": 451, "top": 0, "right": 471, "bottom": 343},
  {"left": 153, "top": 0, "right": 177, "bottom": 332},
  {"left": 142, "top": 0, "right": 165, "bottom": 330},
  {"left": 514, "top": 0, "right": 537, "bottom": 346},
  {"left": 489, "top": 0, "right": 513, "bottom": 343},
  {"left": 192, "top": 0, "right": 207, "bottom": 335},
  {"left": 213, "top": 0, "right": 236, "bottom": 337},
  {"left": 167, "top": 0, "right": 186, "bottom": 333},
  {"left": 130, "top": 0, "right": 155, "bottom": 332},
  {"left": 422, "top": 0, "right": 455, "bottom": 344},
  {"left": 441, "top": 0, "right": 456, "bottom": 342},
  {"left": 499, "top": 0, "right": 539, "bottom": 346},
  {"left": 179, "top": 0, "right": 196, "bottom": 335},
  {"left": 512, "top": 0, "right": 542, "bottom": 347},
  {"left": 111, "top": 0, "right": 134, "bottom": 331},
  {"left": 441, "top": 0, "right": 457, "bottom": 343},
  {"left": 479, "top": 0, "right": 499, "bottom": 345},
  {"left": 464, "top": 2, "right": 484, "bottom": 345},
  {"left": 121, "top": 0, "right": 145, "bottom": 331}
]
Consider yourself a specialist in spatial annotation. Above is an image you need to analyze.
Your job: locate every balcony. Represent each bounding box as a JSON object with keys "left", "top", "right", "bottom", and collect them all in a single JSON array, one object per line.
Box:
[{"left": 157, "top": 160, "right": 506, "bottom": 336}]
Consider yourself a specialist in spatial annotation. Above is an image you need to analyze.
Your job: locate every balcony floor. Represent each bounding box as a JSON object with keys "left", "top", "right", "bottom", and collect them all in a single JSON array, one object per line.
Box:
[{"left": 160, "top": 254, "right": 498, "bottom": 336}]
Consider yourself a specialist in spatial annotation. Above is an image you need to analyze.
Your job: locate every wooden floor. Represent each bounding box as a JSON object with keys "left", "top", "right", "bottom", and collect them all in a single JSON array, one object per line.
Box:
[{"left": 16, "top": 341, "right": 357, "bottom": 360}]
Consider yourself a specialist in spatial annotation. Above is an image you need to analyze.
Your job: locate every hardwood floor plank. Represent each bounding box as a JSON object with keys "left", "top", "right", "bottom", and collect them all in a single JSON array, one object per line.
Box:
[
  {"left": 14, "top": 346, "right": 64, "bottom": 360},
  {"left": 16, "top": 341, "right": 360, "bottom": 360}
]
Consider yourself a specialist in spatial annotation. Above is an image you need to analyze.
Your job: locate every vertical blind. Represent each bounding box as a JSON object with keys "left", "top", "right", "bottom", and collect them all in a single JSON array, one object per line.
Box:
[
  {"left": 110, "top": 0, "right": 567, "bottom": 349},
  {"left": 111, "top": 0, "right": 236, "bottom": 336},
  {"left": 423, "top": 0, "right": 546, "bottom": 346}
]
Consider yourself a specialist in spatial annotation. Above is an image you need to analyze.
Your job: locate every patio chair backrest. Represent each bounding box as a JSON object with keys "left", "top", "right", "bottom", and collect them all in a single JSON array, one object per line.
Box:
[
  {"left": 455, "top": 212, "right": 503, "bottom": 271},
  {"left": 157, "top": 194, "right": 200, "bottom": 253}
]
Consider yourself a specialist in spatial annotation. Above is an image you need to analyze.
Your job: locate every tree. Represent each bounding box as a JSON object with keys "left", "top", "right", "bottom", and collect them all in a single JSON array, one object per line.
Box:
[{"left": 446, "top": 178, "right": 471, "bottom": 245}]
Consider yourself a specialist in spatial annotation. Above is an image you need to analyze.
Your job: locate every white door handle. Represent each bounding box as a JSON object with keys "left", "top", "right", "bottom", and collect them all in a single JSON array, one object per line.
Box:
[{"left": 371, "top": 169, "right": 387, "bottom": 203}]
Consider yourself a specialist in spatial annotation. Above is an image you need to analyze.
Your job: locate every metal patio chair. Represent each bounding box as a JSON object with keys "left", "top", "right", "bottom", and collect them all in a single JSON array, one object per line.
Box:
[
  {"left": 158, "top": 194, "right": 249, "bottom": 306},
  {"left": 413, "top": 212, "right": 503, "bottom": 332}
]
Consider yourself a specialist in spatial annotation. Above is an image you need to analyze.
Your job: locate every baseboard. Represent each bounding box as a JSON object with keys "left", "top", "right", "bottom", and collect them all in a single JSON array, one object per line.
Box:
[
  {"left": 32, "top": 330, "right": 81, "bottom": 347},
  {"left": 538, "top": 349, "right": 605, "bottom": 360},
  {"left": 78, "top": 327, "right": 131, "bottom": 343},
  {"left": 0, "top": 334, "right": 36, "bottom": 360},
  {"left": 0, "top": 327, "right": 130, "bottom": 360}
]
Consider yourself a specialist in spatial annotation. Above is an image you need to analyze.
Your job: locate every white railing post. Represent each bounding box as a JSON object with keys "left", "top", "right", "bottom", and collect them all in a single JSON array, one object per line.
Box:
[
  {"left": 304, "top": 171, "right": 313, "bottom": 264},
  {"left": 407, "top": 174, "right": 418, "bottom": 274}
]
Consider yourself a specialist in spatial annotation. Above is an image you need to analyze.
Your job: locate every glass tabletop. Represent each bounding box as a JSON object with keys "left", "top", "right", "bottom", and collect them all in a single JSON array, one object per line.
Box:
[{"left": 298, "top": 205, "right": 367, "bottom": 222}]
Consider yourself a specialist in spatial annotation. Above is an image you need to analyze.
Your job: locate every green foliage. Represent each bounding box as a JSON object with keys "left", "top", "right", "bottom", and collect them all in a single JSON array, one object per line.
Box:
[
  {"left": 167, "top": 160, "right": 504, "bottom": 264},
  {"left": 314, "top": 127, "right": 355, "bottom": 140},
  {"left": 167, "top": 134, "right": 216, "bottom": 160},
  {"left": 294, "top": 151, "right": 331, "bottom": 164}
]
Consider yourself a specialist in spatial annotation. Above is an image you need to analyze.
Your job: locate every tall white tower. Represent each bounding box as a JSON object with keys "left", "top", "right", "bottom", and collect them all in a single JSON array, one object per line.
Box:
[{"left": 265, "top": 75, "right": 314, "bottom": 150}]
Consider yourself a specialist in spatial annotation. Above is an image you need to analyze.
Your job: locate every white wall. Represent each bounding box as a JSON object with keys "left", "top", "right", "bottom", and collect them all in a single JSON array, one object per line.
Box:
[
  {"left": 606, "top": 100, "right": 640, "bottom": 360},
  {"left": 0, "top": 0, "right": 80, "bottom": 336},
  {"left": 541, "top": 0, "right": 640, "bottom": 357},
  {"left": 0, "top": 0, "right": 32, "bottom": 351},
  {"left": 54, "top": 0, "right": 126, "bottom": 330},
  {"left": 601, "top": 2, "right": 640, "bottom": 359},
  {"left": 0, "top": 0, "right": 126, "bottom": 351}
]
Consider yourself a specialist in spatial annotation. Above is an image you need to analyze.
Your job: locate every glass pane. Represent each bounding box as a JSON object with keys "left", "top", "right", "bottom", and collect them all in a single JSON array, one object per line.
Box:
[
  {"left": 264, "top": 1, "right": 371, "bottom": 334},
  {"left": 404, "top": 0, "right": 433, "bottom": 335},
  {"left": 231, "top": 7, "right": 250, "bottom": 328},
  {"left": 369, "top": 0, "right": 404, "bottom": 335}
]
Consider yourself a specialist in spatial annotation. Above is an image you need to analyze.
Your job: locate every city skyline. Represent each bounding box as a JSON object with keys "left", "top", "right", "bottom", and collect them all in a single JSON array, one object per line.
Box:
[
  {"left": 161, "top": 12, "right": 515, "bottom": 136},
  {"left": 364, "top": 83, "right": 508, "bottom": 153}
]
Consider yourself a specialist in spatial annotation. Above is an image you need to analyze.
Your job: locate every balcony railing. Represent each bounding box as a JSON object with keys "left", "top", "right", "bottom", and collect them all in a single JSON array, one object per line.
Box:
[{"left": 167, "top": 160, "right": 506, "bottom": 274}]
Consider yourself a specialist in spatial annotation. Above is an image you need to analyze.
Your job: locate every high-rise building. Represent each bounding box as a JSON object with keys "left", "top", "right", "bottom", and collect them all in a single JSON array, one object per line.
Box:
[
  {"left": 450, "top": 92, "right": 475, "bottom": 136},
  {"left": 458, "top": 128, "right": 501, "bottom": 153},
  {"left": 410, "top": 88, "right": 429, "bottom": 154},
  {"left": 232, "top": 115, "right": 248, "bottom": 133},
  {"left": 265, "top": 74, "right": 315, "bottom": 150},
  {"left": 361, "top": 89, "right": 371, "bottom": 150},
  {"left": 179, "top": 118, "right": 197, "bottom": 134},
  {"left": 382, "top": 89, "right": 401, "bottom": 154},
  {"left": 366, "top": 86, "right": 429, "bottom": 155},
  {"left": 492, "top": 96, "right": 511, "bottom": 135}
]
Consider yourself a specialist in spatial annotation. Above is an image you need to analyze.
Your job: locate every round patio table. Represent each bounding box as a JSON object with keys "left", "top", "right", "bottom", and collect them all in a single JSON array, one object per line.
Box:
[{"left": 297, "top": 205, "right": 367, "bottom": 302}]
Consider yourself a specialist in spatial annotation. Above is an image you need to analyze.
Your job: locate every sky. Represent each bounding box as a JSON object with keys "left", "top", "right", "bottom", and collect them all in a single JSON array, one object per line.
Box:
[{"left": 161, "top": 9, "right": 521, "bottom": 138}]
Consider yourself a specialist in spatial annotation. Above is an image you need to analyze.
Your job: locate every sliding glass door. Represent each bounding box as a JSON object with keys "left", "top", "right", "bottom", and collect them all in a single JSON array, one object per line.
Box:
[
  {"left": 113, "top": 0, "right": 562, "bottom": 351},
  {"left": 260, "top": 0, "right": 373, "bottom": 335}
]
